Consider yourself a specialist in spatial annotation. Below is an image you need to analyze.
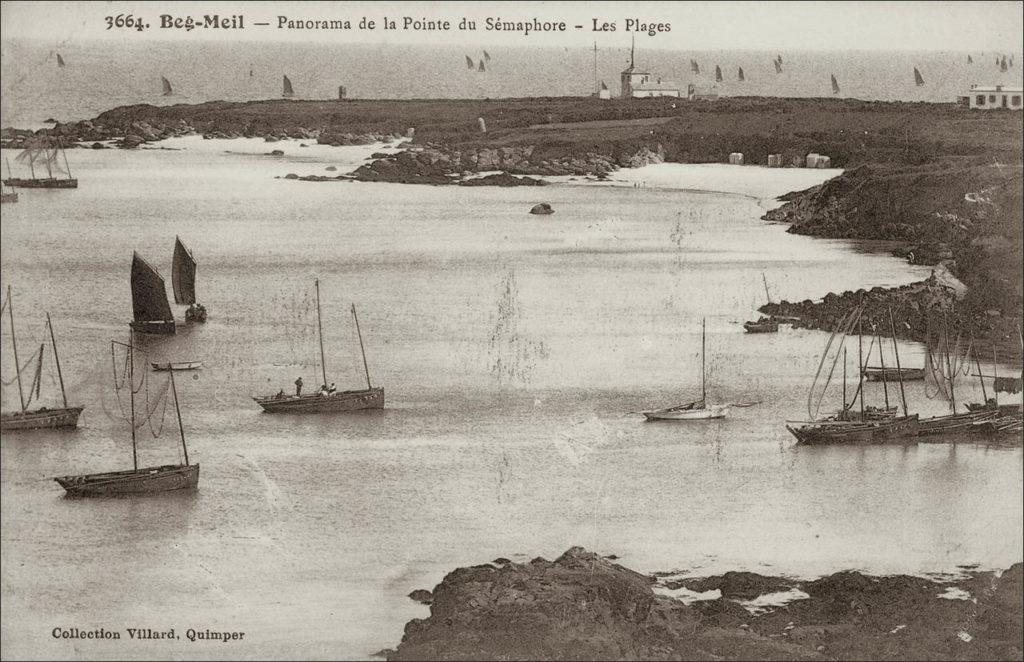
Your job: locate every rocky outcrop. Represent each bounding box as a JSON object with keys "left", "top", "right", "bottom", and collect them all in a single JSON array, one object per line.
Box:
[{"left": 391, "top": 548, "right": 1023, "bottom": 661}]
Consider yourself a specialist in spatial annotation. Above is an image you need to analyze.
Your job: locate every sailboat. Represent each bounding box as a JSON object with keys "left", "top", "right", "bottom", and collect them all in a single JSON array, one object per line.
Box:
[
  {"left": 691, "top": 60, "right": 700, "bottom": 74},
  {"left": 283, "top": 75, "right": 295, "bottom": 97},
  {"left": 483, "top": 50, "right": 491, "bottom": 61},
  {"left": 1000, "top": 56, "right": 1008, "bottom": 72},
  {"left": 172, "top": 237, "right": 206, "bottom": 324},
  {"left": 773, "top": 59, "right": 782, "bottom": 74},
  {"left": 4, "top": 139, "right": 77, "bottom": 189},
  {"left": 1, "top": 287, "right": 84, "bottom": 431},
  {"left": 56, "top": 53, "right": 65, "bottom": 68},
  {"left": 831, "top": 74, "right": 840, "bottom": 95},
  {"left": 640, "top": 318, "right": 729, "bottom": 420},
  {"left": 737, "top": 67, "right": 745, "bottom": 81},
  {"left": 714, "top": 65, "right": 723, "bottom": 82},
  {"left": 478, "top": 59, "right": 486, "bottom": 72},
  {"left": 253, "top": 279, "right": 384, "bottom": 413},
  {"left": 54, "top": 337, "right": 199, "bottom": 496},
  {"left": 967, "top": 54, "right": 973, "bottom": 64},
  {"left": 130, "top": 252, "right": 175, "bottom": 335},
  {"left": 465, "top": 55, "right": 474, "bottom": 70},
  {"left": 161, "top": 76, "right": 173, "bottom": 96},
  {"left": 913, "top": 67, "right": 925, "bottom": 86},
  {"left": 744, "top": 274, "right": 779, "bottom": 333}
]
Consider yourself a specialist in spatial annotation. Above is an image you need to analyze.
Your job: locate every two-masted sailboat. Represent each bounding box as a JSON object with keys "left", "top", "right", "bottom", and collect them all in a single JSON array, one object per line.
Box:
[
  {"left": 641, "top": 318, "right": 729, "bottom": 420},
  {"left": 1, "top": 287, "right": 83, "bottom": 431},
  {"left": 54, "top": 337, "right": 199, "bottom": 496},
  {"left": 130, "top": 252, "right": 176, "bottom": 335},
  {"left": 253, "top": 279, "right": 384, "bottom": 413},
  {"left": 172, "top": 237, "right": 206, "bottom": 323},
  {"left": 3, "top": 139, "right": 78, "bottom": 189}
]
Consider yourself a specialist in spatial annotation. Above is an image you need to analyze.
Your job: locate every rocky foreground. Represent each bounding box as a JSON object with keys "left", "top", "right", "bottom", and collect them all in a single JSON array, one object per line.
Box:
[{"left": 386, "top": 547, "right": 1023, "bottom": 661}]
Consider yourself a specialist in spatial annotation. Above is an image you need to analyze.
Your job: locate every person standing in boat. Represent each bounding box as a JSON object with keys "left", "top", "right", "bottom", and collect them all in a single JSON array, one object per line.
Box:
[
  {"left": 294, "top": 376, "right": 303, "bottom": 396},
  {"left": 328, "top": 383, "right": 336, "bottom": 395}
]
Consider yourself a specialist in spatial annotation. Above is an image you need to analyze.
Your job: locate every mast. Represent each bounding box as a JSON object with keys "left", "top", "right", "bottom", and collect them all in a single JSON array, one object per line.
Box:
[
  {"left": 888, "top": 307, "right": 909, "bottom": 416},
  {"left": 44, "top": 146, "right": 53, "bottom": 179},
  {"left": 842, "top": 347, "right": 848, "bottom": 415},
  {"left": 857, "top": 318, "right": 865, "bottom": 419},
  {"left": 942, "top": 314, "right": 956, "bottom": 413},
  {"left": 60, "top": 139, "right": 72, "bottom": 179},
  {"left": 972, "top": 340, "right": 987, "bottom": 405},
  {"left": 6, "top": 286, "right": 26, "bottom": 411},
  {"left": 876, "top": 332, "right": 890, "bottom": 409},
  {"left": 128, "top": 333, "right": 137, "bottom": 470},
  {"left": 630, "top": 33, "right": 635, "bottom": 69},
  {"left": 593, "top": 41, "right": 598, "bottom": 95},
  {"left": 352, "top": 304, "right": 372, "bottom": 390},
  {"left": 762, "top": 273, "right": 771, "bottom": 304},
  {"left": 168, "top": 367, "right": 189, "bottom": 466},
  {"left": 992, "top": 346, "right": 999, "bottom": 407},
  {"left": 46, "top": 312, "right": 68, "bottom": 408},
  {"left": 315, "top": 279, "right": 327, "bottom": 388},
  {"left": 701, "top": 317, "right": 707, "bottom": 403}
]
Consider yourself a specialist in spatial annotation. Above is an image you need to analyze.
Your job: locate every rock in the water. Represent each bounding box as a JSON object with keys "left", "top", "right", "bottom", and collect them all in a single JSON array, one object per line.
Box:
[
  {"left": 407, "top": 589, "right": 433, "bottom": 604},
  {"left": 325, "top": 166, "right": 337, "bottom": 171},
  {"left": 268, "top": 149, "right": 284, "bottom": 156},
  {"left": 529, "top": 203, "right": 554, "bottom": 215},
  {"left": 284, "top": 173, "right": 299, "bottom": 179}
]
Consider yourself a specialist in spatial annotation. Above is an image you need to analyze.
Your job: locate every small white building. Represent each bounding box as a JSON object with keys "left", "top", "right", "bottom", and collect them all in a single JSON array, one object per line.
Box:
[
  {"left": 620, "top": 40, "right": 680, "bottom": 98},
  {"left": 687, "top": 84, "right": 719, "bottom": 101},
  {"left": 965, "top": 85, "right": 1023, "bottom": 110}
]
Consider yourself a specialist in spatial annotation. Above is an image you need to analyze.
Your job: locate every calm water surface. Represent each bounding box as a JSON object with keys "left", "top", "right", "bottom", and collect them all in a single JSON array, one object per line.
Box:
[{"left": 1, "top": 140, "right": 1021, "bottom": 660}]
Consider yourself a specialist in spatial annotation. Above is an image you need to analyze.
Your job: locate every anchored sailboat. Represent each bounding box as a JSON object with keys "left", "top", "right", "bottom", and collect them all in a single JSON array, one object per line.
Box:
[
  {"left": 54, "top": 337, "right": 199, "bottom": 496},
  {"left": 4, "top": 139, "right": 77, "bottom": 189},
  {"left": 172, "top": 237, "right": 206, "bottom": 324},
  {"left": 130, "top": 252, "right": 175, "bottom": 335},
  {"left": 283, "top": 75, "right": 295, "bottom": 97},
  {"left": 161, "top": 76, "right": 173, "bottom": 96},
  {"left": 744, "top": 274, "right": 779, "bottom": 333},
  {"left": 1, "top": 287, "right": 84, "bottom": 431},
  {"left": 253, "top": 279, "right": 384, "bottom": 413},
  {"left": 641, "top": 318, "right": 729, "bottom": 420}
]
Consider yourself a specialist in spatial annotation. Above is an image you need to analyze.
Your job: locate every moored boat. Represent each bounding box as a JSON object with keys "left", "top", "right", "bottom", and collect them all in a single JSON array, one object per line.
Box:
[
  {"left": 4, "top": 139, "right": 78, "bottom": 189},
  {"left": 641, "top": 318, "right": 730, "bottom": 421},
  {"left": 862, "top": 366, "right": 925, "bottom": 382},
  {"left": 744, "top": 276, "right": 779, "bottom": 333},
  {"left": 786, "top": 415, "right": 920, "bottom": 445},
  {"left": 151, "top": 361, "right": 203, "bottom": 371}
]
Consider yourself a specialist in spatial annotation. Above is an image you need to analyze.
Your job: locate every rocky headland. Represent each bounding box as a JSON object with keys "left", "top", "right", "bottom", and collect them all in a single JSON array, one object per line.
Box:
[{"left": 386, "top": 547, "right": 1023, "bottom": 661}]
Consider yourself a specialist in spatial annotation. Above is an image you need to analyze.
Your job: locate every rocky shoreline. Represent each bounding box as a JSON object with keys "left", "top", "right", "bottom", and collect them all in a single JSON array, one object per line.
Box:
[{"left": 385, "top": 547, "right": 1023, "bottom": 661}]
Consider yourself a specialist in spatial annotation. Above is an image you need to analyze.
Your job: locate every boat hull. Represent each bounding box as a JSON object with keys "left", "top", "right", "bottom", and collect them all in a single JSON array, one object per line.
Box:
[
  {"left": 1, "top": 406, "right": 84, "bottom": 431},
  {"left": 151, "top": 361, "right": 203, "bottom": 371},
  {"left": 130, "top": 320, "right": 176, "bottom": 335},
  {"left": 643, "top": 404, "right": 729, "bottom": 420},
  {"left": 862, "top": 367, "right": 925, "bottom": 382},
  {"left": 917, "top": 410, "right": 999, "bottom": 437},
  {"left": 3, "top": 177, "right": 78, "bottom": 189},
  {"left": 787, "top": 415, "right": 920, "bottom": 445},
  {"left": 254, "top": 387, "right": 384, "bottom": 413},
  {"left": 55, "top": 464, "right": 199, "bottom": 497},
  {"left": 743, "top": 321, "right": 779, "bottom": 333},
  {"left": 0, "top": 192, "right": 17, "bottom": 203}
]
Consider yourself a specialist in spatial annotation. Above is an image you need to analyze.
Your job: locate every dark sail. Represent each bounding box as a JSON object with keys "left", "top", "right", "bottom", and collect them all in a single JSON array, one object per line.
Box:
[
  {"left": 831, "top": 74, "right": 840, "bottom": 94},
  {"left": 774, "top": 59, "right": 782, "bottom": 73},
  {"left": 967, "top": 54, "right": 973, "bottom": 64},
  {"left": 130, "top": 253, "right": 173, "bottom": 323},
  {"left": 465, "top": 55, "right": 474, "bottom": 69},
  {"left": 715, "top": 65, "right": 722, "bottom": 82},
  {"left": 283, "top": 75, "right": 294, "bottom": 97},
  {"left": 171, "top": 237, "right": 196, "bottom": 305},
  {"left": 161, "top": 76, "right": 172, "bottom": 96},
  {"left": 737, "top": 67, "right": 744, "bottom": 81},
  {"left": 776, "top": 54, "right": 783, "bottom": 64},
  {"left": 478, "top": 59, "right": 486, "bottom": 72},
  {"left": 1000, "top": 56, "right": 1008, "bottom": 72},
  {"left": 914, "top": 67, "right": 924, "bottom": 86},
  {"left": 483, "top": 50, "right": 491, "bottom": 61},
  {"left": 691, "top": 60, "right": 700, "bottom": 74},
  {"left": 56, "top": 54, "right": 65, "bottom": 68},
  {"left": 600, "top": 81, "right": 608, "bottom": 91}
]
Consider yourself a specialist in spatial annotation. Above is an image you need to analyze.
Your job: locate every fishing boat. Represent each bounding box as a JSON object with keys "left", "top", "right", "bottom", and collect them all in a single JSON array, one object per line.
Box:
[
  {"left": 967, "top": 54, "right": 973, "bottom": 64},
  {"left": 641, "top": 318, "right": 729, "bottom": 421},
  {"left": 465, "top": 55, "right": 474, "bottom": 70},
  {"left": 151, "top": 361, "right": 203, "bottom": 371},
  {"left": 691, "top": 60, "right": 700, "bottom": 74},
  {"left": 786, "top": 416, "right": 919, "bottom": 445},
  {"left": 831, "top": 74, "right": 840, "bottom": 94},
  {"left": 253, "top": 279, "right": 384, "bottom": 414},
  {"left": 483, "top": 50, "right": 491, "bottom": 62},
  {"left": 172, "top": 237, "right": 206, "bottom": 324},
  {"left": 57, "top": 53, "right": 65, "bottom": 68},
  {"left": 737, "top": 67, "right": 745, "bottom": 81},
  {"left": 54, "top": 338, "right": 199, "bottom": 496},
  {"left": 862, "top": 366, "right": 925, "bottom": 382},
  {"left": 161, "top": 76, "right": 173, "bottom": 96},
  {"left": 744, "top": 274, "right": 779, "bottom": 333},
  {"left": 3, "top": 139, "right": 77, "bottom": 189},
  {"left": 774, "top": 59, "right": 782, "bottom": 74},
  {"left": 715, "top": 65, "right": 723, "bottom": 82},
  {"left": 283, "top": 75, "right": 295, "bottom": 98},
  {"left": 1, "top": 287, "right": 84, "bottom": 431},
  {"left": 913, "top": 67, "right": 925, "bottom": 86},
  {"left": 129, "top": 252, "right": 175, "bottom": 335},
  {"left": 1000, "top": 56, "right": 1008, "bottom": 72},
  {"left": 478, "top": 59, "right": 486, "bottom": 72}
]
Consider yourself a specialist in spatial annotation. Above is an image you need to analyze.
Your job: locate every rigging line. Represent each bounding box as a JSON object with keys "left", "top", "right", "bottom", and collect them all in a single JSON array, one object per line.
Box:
[
  {"left": 147, "top": 381, "right": 169, "bottom": 438},
  {"left": 1, "top": 346, "right": 42, "bottom": 386}
]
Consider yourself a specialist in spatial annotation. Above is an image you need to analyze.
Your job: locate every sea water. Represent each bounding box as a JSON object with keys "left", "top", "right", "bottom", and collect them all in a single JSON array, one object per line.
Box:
[{"left": 0, "top": 139, "right": 1021, "bottom": 660}]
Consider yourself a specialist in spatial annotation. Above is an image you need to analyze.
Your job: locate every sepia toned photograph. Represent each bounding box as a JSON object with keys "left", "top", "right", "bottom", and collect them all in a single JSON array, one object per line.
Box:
[{"left": 1, "top": 1, "right": 1021, "bottom": 659}]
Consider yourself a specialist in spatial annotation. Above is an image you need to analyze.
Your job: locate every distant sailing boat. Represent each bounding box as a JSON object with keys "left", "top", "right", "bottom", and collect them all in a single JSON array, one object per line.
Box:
[
  {"left": 172, "top": 237, "right": 206, "bottom": 324},
  {"left": 714, "top": 65, "right": 722, "bottom": 82},
  {"left": 4, "top": 139, "right": 77, "bottom": 189},
  {"left": 283, "top": 75, "right": 295, "bottom": 97},
  {"left": 737, "top": 66, "right": 745, "bottom": 81},
  {"left": 478, "top": 59, "right": 486, "bottom": 72},
  {"left": 54, "top": 336, "right": 199, "bottom": 496},
  {"left": 831, "top": 74, "right": 840, "bottom": 94},
  {"left": 967, "top": 54, "right": 973, "bottom": 64},
  {"left": 1, "top": 287, "right": 84, "bottom": 431},
  {"left": 774, "top": 59, "right": 783, "bottom": 74},
  {"left": 130, "top": 252, "right": 175, "bottom": 335},
  {"left": 1000, "top": 56, "right": 1008, "bottom": 72},
  {"left": 465, "top": 55, "right": 474, "bottom": 69},
  {"left": 483, "top": 49, "right": 491, "bottom": 61},
  {"left": 640, "top": 318, "right": 729, "bottom": 420},
  {"left": 913, "top": 67, "right": 925, "bottom": 86},
  {"left": 691, "top": 60, "right": 700, "bottom": 74},
  {"left": 776, "top": 54, "right": 783, "bottom": 65},
  {"left": 161, "top": 76, "right": 173, "bottom": 96},
  {"left": 56, "top": 53, "right": 65, "bottom": 68},
  {"left": 253, "top": 279, "right": 384, "bottom": 413}
]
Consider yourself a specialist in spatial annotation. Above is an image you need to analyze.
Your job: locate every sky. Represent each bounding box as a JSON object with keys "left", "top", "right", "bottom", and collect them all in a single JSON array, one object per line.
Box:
[{"left": 1, "top": 0, "right": 1022, "bottom": 51}]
